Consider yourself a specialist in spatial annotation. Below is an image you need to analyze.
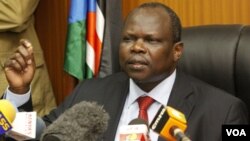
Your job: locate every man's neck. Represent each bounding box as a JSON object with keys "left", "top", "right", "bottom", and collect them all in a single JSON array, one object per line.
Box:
[{"left": 134, "top": 69, "right": 176, "bottom": 92}]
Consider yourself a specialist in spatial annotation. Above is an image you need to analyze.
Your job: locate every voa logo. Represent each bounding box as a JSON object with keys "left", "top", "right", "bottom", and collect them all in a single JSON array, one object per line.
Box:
[{"left": 226, "top": 129, "right": 246, "bottom": 136}]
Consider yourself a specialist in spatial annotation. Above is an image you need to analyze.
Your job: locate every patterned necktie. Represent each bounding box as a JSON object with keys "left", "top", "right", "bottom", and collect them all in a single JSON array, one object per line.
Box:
[{"left": 137, "top": 96, "right": 155, "bottom": 122}]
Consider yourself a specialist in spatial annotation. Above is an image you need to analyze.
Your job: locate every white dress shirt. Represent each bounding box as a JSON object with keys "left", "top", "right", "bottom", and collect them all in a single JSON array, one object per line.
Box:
[
  {"left": 115, "top": 70, "right": 176, "bottom": 141},
  {"left": 4, "top": 86, "right": 31, "bottom": 108}
]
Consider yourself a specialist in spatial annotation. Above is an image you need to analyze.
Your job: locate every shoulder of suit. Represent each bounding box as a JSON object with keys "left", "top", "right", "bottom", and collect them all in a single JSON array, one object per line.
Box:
[{"left": 80, "top": 72, "right": 129, "bottom": 85}]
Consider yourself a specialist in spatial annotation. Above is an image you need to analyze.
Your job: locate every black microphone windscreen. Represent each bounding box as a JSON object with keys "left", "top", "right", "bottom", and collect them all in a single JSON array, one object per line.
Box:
[
  {"left": 41, "top": 133, "right": 60, "bottom": 141},
  {"left": 129, "top": 118, "right": 148, "bottom": 127},
  {"left": 40, "top": 101, "right": 109, "bottom": 141}
]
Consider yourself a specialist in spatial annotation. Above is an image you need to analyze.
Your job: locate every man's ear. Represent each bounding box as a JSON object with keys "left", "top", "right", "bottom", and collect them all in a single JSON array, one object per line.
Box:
[{"left": 173, "top": 42, "right": 183, "bottom": 61}]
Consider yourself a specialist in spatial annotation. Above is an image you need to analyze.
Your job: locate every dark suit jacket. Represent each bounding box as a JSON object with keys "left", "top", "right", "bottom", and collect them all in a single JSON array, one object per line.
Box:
[{"left": 24, "top": 70, "right": 249, "bottom": 141}]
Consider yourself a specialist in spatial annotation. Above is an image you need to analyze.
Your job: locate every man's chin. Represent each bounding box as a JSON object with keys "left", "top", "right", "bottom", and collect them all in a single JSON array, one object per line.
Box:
[
  {"left": 130, "top": 73, "right": 170, "bottom": 84},
  {"left": 130, "top": 76, "right": 158, "bottom": 84},
  {"left": 127, "top": 72, "right": 147, "bottom": 82}
]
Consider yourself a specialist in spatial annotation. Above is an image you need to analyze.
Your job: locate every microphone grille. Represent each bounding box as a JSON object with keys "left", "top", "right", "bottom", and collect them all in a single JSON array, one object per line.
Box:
[
  {"left": 0, "top": 100, "right": 16, "bottom": 122},
  {"left": 129, "top": 118, "right": 149, "bottom": 130}
]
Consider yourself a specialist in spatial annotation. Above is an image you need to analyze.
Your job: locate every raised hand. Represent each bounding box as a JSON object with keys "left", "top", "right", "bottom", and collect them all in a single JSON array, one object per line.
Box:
[{"left": 4, "top": 39, "right": 36, "bottom": 94}]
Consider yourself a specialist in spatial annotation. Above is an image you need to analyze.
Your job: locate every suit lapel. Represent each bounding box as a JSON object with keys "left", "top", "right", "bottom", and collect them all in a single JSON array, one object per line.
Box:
[
  {"left": 167, "top": 70, "right": 197, "bottom": 120},
  {"left": 157, "top": 70, "right": 197, "bottom": 141},
  {"left": 103, "top": 74, "right": 130, "bottom": 141}
]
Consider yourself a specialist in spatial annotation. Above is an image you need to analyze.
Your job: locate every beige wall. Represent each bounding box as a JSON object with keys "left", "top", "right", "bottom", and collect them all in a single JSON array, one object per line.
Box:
[{"left": 122, "top": 0, "right": 250, "bottom": 27}]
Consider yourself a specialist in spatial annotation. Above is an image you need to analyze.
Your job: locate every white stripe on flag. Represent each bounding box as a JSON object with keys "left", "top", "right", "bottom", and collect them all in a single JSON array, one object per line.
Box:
[
  {"left": 86, "top": 41, "right": 95, "bottom": 73},
  {"left": 96, "top": 2, "right": 105, "bottom": 42}
]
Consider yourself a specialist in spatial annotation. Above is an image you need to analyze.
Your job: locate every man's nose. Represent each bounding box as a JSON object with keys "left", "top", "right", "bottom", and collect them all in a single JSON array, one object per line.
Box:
[{"left": 130, "top": 39, "right": 146, "bottom": 53}]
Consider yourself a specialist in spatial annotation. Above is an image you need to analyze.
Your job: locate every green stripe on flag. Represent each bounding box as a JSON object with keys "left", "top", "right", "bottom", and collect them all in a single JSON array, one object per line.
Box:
[{"left": 64, "top": 21, "right": 86, "bottom": 80}]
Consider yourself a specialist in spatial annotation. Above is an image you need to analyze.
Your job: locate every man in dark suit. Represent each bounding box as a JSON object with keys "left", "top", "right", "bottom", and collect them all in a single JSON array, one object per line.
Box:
[{"left": 3, "top": 2, "right": 248, "bottom": 141}]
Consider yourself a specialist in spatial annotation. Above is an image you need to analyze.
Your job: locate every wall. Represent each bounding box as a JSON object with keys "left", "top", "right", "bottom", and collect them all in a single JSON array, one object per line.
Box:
[
  {"left": 35, "top": 0, "right": 76, "bottom": 104},
  {"left": 122, "top": 0, "right": 250, "bottom": 27}
]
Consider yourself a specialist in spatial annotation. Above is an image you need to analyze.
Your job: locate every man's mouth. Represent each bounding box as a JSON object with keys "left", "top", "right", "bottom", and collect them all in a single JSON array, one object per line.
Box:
[{"left": 127, "top": 59, "right": 148, "bottom": 70}]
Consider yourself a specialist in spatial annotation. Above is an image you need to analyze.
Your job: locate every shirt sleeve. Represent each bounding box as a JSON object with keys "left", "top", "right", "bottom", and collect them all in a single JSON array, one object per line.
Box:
[{"left": 3, "top": 86, "right": 31, "bottom": 108}]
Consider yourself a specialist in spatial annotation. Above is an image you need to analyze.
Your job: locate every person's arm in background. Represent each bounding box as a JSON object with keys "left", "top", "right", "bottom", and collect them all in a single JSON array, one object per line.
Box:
[
  {"left": 0, "top": 0, "right": 39, "bottom": 32},
  {"left": 0, "top": 0, "right": 57, "bottom": 116}
]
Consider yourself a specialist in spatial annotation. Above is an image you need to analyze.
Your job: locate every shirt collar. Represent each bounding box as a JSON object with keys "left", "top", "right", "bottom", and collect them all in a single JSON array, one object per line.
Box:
[{"left": 127, "top": 70, "right": 176, "bottom": 107}]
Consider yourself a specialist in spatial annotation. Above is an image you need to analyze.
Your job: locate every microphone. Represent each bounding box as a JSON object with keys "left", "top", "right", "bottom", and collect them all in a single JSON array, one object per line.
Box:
[
  {"left": 149, "top": 106, "right": 191, "bottom": 141},
  {"left": 40, "top": 101, "right": 110, "bottom": 141},
  {"left": 119, "top": 118, "right": 149, "bottom": 141},
  {"left": 6, "top": 112, "right": 46, "bottom": 140},
  {"left": 0, "top": 99, "right": 16, "bottom": 135},
  {"left": 35, "top": 116, "right": 46, "bottom": 139},
  {"left": 0, "top": 100, "right": 45, "bottom": 140}
]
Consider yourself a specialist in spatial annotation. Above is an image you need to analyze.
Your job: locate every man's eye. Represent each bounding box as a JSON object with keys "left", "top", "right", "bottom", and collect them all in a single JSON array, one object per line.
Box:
[
  {"left": 122, "top": 37, "right": 132, "bottom": 42},
  {"left": 146, "top": 39, "right": 159, "bottom": 44}
]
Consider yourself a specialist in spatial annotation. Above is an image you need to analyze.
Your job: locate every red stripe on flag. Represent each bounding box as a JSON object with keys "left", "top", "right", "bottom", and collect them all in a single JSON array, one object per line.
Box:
[
  {"left": 86, "top": 12, "right": 103, "bottom": 76},
  {"left": 94, "top": 32, "right": 102, "bottom": 76}
]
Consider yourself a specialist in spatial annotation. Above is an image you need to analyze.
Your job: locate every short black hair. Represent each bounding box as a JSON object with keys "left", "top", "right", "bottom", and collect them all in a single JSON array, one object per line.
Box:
[{"left": 126, "top": 2, "right": 182, "bottom": 43}]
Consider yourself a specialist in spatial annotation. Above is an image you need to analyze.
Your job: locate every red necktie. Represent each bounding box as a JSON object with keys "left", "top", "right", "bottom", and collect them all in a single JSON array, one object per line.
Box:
[{"left": 137, "top": 96, "right": 154, "bottom": 122}]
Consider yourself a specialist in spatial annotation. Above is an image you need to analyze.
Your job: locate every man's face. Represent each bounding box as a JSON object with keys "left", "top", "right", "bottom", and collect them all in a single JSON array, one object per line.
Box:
[{"left": 119, "top": 7, "right": 182, "bottom": 83}]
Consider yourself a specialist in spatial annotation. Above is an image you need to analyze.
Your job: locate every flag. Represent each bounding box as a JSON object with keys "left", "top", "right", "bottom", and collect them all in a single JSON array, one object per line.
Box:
[{"left": 64, "top": 0, "right": 105, "bottom": 80}]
